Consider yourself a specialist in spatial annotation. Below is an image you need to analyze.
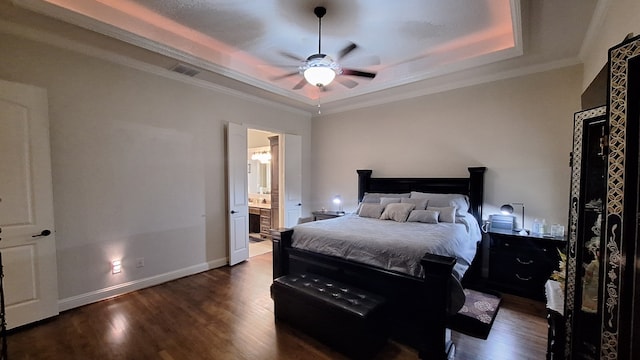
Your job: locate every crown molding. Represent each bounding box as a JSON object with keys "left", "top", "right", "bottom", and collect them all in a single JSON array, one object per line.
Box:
[
  {"left": 316, "top": 0, "right": 524, "bottom": 104},
  {"left": 13, "top": 0, "right": 315, "bottom": 105},
  {"left": 317, "top": 57, "right": 582, "bottom": 116},
  {"left": 0, "top": 19, "right": 311, "bottom": 117}
]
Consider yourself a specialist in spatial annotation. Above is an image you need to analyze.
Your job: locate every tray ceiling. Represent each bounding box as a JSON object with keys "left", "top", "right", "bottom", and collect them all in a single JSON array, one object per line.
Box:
[{"left": 11, "top": 0, "right": 599, "bottom": 113}]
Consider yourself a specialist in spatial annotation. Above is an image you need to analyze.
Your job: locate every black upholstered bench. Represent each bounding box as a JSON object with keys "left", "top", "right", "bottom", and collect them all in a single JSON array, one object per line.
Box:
[{"left": 271, "top": 273, "right": 388, "bottom": 359}]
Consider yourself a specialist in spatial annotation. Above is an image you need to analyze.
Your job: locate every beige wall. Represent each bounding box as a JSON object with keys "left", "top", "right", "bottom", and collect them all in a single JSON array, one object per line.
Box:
[
  {"left": 581, "top": 0, "right": 640, "bottom": 88},
  {"left": 311, "top": 66, "right": 582, "bottom": 230},
  {"left": 0, "top": 31, "right": 311, "bottom": 306}
]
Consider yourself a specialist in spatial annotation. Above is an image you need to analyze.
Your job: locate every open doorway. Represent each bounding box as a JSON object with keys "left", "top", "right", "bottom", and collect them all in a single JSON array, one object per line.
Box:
[
  {"left": 227, "top": 123, "right": 301, "bottom": 265},
  {"left": 247, "top": 128, "right": 278, "bottom": 257}
]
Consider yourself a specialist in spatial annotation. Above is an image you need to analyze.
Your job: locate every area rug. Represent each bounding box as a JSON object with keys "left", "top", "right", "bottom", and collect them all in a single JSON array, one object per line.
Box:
[{"left": 449, "top": 288, "right": 502, "bottom": 339}]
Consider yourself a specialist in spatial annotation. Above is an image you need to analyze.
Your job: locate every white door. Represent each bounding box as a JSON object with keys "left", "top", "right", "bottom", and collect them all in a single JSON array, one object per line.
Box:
[
  {"left": 0, "top": 79, "right": 59, "bottom": 329},
  {"left": 226, "top": 122, "right": 249, "bottom": 265},
  {"left": 282, "top": 134, "right": 302, "bottom": 228}
]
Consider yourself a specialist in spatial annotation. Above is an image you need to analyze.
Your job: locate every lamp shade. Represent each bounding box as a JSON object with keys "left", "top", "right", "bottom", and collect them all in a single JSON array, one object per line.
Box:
[
  {"left": 304, "top": 66, "right": 336, "bottom": 87},
  {"left": 500, "top": 204, "right": 514, "bottom": 215},
  {"left": 333, "top": 195, "right": 344, "bottom": 213},
  {"left": 332, "top": 195, "right": 341, "bottom": 205},
  {"left": 500, "top": 203, "right": 526, "bottom": 234}
]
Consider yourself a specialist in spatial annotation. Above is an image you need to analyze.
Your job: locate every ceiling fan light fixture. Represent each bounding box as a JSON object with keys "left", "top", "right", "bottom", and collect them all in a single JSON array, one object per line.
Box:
[
  {"left": 302, "top": 54, "right": 340, "bottom": 87},
  {"left": 273, "top": 5, "right": 375, "bottom": 91},
  {"left": 303, "top": 66, "right": 336, "bottom": 87}
]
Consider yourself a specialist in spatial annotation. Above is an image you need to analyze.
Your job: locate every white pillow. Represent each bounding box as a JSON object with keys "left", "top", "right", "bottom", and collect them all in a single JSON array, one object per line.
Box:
[
  {"left": 410, "top": 192, "right": 470, "bottom": 215},
  {"left": 407, "top": 209, "right": 439, "bottom": 223},
  {"left": 427, "top": 206, "right": 456, "bottom": 223},
  {"left": 358, "top": 203, "right": 385, "bottom": 218},
  {"left": 379, "top": 203, "right": 415, "bottom": 222},
  {"left": 401, "top": 197, "right": 429, "bottom": 210}
]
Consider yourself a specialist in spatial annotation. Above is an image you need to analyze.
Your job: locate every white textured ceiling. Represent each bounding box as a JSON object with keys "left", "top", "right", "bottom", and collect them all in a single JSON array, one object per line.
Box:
[{"left": 12, "top": 0, "right": 599, "bottom": 113}]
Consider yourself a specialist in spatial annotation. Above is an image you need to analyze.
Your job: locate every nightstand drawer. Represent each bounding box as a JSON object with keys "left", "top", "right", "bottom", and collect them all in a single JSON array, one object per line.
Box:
[
  {"left": 491, "top": 253, "right": 549, "bottom": 289},
  {"left": 491, "top": 267, "right": 543, "bottom": 284},
  {"left": 491, "top": 247, "right": 553, "bottom": 268}
]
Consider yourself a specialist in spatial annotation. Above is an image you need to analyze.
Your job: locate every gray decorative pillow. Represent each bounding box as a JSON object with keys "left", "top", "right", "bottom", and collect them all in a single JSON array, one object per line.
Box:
[
  {"left": 380, "top": 203, "right": 416, "bottom": 222},
  {"left": 380, "top": 197, "right": 402, "bottom": 207},
  {"left": 407, "top": 209, "right": 440, "bottom": 223},
  {"left": 427, "top": 206, "right": 456, "bottom": 223},
  {"left": 361, "top": 192, "right": 410, "bottom": 203},
  {"left": 410, "top": 192, "right": 470, "bottom": 216},
  {"left": 401, "top": 197, "right": 429, "bottom": 210},
  {"left": 358, "top": 203, "right": 385, "bottom": 218}
]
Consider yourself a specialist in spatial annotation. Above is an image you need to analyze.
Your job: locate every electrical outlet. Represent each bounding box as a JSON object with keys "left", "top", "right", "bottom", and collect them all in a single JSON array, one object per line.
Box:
[{"left": 135, "top": 257, "right": 144, "bottom": 268}]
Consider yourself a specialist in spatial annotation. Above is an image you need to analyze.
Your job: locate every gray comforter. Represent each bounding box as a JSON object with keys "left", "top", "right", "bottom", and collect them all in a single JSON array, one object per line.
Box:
[{"left": 291, "top": 213, "right": 481, "bottom": 280}]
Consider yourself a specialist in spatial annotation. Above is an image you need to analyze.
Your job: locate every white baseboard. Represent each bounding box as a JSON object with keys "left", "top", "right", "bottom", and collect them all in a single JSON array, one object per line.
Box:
[{"left": 58, "top": 257, "right": 228, "bottom": 312}]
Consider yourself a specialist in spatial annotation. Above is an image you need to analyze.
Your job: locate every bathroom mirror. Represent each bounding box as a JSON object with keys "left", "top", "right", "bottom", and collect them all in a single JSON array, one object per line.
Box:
[{"left": 248, "top": 146, "right": 271, "bottom": 194}]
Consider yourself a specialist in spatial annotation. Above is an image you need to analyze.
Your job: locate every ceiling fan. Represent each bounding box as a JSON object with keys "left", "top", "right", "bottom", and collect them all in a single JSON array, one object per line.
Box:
[{"left": 272, "top": 6, "right": 377, "bottom": 90}]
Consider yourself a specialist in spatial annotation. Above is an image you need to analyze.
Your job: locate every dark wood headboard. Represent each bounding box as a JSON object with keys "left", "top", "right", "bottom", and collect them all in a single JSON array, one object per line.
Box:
[{"left": 357, "top": 167, "right": 486, "bottom": 224}]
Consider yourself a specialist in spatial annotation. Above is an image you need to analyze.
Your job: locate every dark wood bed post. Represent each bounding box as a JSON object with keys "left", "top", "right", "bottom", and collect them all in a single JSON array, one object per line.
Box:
[
  {"left": 421, "top": 254, "right": 457, "bottom": 359},
  {"left": 356, "top": 169, "right": 372, "bottom": 203},
  {"left": 271, "top": 228, "right": 293, "bottom": 279},
  {"left": 467, "top": 167, "right": 486, "bottom": 224}
]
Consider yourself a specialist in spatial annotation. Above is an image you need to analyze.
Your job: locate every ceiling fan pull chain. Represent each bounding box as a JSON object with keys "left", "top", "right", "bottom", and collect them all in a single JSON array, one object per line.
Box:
[{"left": 317, "top": 87, "right": 322, "bottom": 114}]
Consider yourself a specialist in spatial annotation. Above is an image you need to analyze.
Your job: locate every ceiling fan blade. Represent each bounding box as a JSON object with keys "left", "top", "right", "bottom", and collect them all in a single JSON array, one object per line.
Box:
[
  {"left": 292, "top": 78, "right": 307, "bottom": 90},
  {"left": 278, "top": 50, "right": 305, "bottom": 62},
  {"left": 337, "top": 42, "right": 358, "bottom": 61},
  {"left": 342, "top": 68, "right": 377, "bottom": 79},
  {"left": 336, "top": 77, "right": 358, "bottom": 89},
  {"left": 270, "top": 71, "right": 300, "bottom": 81}
]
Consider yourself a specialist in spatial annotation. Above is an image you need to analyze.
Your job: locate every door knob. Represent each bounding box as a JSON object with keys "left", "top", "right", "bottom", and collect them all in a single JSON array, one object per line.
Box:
[
  {"left": 32, "top": 229, "right": 51, "bottom": 237},
  {"left": 297, "top": 203, "right": 302, "bottom": 206},
  {"left": 230, "top": 210, "right": 237, "bottom": 214}
]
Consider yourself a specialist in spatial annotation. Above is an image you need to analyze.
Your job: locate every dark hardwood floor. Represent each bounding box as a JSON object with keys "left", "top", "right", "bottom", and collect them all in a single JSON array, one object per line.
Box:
[{"left": 8, "top": 253, "right": 548, "bottom": 359}]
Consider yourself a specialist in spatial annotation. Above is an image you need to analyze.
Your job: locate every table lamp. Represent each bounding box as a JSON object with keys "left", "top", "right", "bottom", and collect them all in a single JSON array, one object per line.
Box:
[{"left": 501, "top": 202, "right": 527, "bottom": 235}]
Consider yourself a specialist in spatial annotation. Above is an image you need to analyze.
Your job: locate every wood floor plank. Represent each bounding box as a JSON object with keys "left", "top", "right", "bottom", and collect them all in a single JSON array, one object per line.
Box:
[{"left": 7, "top": 253, "right": 548, "bottom": 359}]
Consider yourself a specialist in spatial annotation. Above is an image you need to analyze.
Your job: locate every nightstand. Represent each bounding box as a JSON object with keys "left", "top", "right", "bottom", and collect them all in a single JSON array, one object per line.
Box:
[
  {"left": 312, "top": 210, "right": 345, "bottom": 221},
  {"left": 487, "top": 229, "right": 566, "bottom": 301}
]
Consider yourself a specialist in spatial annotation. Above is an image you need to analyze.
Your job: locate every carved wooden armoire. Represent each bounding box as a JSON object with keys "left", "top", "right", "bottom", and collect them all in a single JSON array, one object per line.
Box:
[{"left": 565, "top": 35, "right": 640, "bottom": 359}]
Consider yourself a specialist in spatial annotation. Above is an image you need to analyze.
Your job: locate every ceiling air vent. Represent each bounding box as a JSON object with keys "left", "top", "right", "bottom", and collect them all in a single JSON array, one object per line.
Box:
[{"left": 169, "top": 63, "right": 200, "bottom": 77}]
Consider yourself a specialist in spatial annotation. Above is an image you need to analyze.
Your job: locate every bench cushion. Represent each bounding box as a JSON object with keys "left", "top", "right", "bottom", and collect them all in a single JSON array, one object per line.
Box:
[
  {"left": 272, "top": 273, "right": 388, "bottom": 359},
  {"left": 273, "top": 273, "right": 386, "bottom": 317}
]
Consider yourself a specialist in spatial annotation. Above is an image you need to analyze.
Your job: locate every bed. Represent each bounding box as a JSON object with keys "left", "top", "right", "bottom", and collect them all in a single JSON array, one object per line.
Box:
[{"left": 271, "top": 167, "right": 486, "bottom": 359}]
